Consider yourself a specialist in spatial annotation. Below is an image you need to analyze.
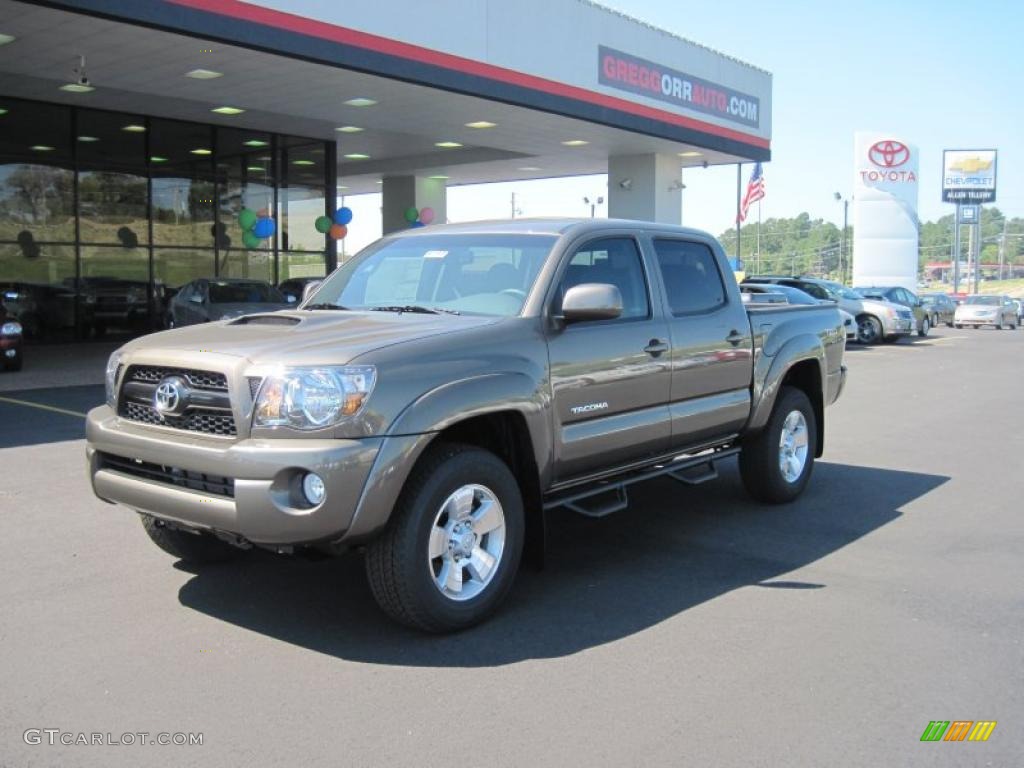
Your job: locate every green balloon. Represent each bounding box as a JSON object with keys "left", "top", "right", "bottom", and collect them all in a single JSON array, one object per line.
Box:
[
  {"left": 242, "top": 230, "right": 263, "bottom": 249},
  {"left": 314, "top": 215, "right": 333, "bottom": 233},
  {"left": 238, "top": 208, "right": 258, "bottom": 230},
  {"left": 403, "top": 206, "right": 419, "bottom": 223}
]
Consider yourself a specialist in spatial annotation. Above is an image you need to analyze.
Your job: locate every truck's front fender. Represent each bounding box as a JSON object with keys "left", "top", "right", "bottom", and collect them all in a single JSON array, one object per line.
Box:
[{"left": 343, "top": 373, "right": 551, "bottom": 542}]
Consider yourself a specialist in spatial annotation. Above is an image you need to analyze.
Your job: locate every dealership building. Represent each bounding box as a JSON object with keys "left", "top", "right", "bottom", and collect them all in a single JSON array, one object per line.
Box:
[{"left": 0, "top": 0, "right": 772, "bottom": 342}]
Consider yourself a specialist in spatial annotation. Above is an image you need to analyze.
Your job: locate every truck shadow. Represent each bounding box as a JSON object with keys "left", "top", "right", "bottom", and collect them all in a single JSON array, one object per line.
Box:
[{"left": 176, "top": 460, "right": 947, "bottom": 666}]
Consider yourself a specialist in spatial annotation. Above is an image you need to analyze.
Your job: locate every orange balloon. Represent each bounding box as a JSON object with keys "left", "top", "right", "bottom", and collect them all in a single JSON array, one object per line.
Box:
[
  {"left": 329, "top": 224, "right": 348, "bottom": 240},
  {"left": 257, "top": 207, "right": 269, "bottom": 217}
]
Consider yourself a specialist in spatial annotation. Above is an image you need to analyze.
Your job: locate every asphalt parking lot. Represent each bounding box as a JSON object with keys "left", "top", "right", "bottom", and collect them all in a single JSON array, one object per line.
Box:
[{"left": 1, "top": 328, "right": 1021, "bottom": 767}]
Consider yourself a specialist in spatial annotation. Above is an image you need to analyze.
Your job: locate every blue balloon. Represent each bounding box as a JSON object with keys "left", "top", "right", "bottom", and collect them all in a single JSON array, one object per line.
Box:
[
  {"left": 410, "top": 221, "right": 425, "bottom": 228},
  {"left": 252, "top": 216, "right": 276, "bottom": 239},
  {"left": 333, "top": 206, "right": 353, "bottom": 226}
]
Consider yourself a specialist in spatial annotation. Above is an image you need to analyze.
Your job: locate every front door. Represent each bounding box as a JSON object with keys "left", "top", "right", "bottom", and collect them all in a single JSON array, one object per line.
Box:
[{"left": 546, "top": 236, "right": 672, "bottom": 482}]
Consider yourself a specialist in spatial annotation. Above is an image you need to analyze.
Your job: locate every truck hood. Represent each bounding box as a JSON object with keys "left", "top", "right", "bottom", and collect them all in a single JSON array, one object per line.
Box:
[{"left": 121, "top": 309, "right": 502, "bottom": 365}]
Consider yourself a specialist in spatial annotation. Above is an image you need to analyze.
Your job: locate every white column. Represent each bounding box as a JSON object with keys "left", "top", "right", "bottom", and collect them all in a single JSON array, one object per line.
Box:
[
  {"left": 381, "top": 176, "right": 447, "bottom": 234},
  {"left": 607, "top": 153, "right": 682, "bottom": 225}
]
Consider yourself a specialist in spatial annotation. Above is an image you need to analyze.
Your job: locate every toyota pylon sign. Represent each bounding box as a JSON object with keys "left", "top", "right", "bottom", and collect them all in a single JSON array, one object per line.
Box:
[{"left": 852, "top": 133, "right": 920, "bottom": 292}]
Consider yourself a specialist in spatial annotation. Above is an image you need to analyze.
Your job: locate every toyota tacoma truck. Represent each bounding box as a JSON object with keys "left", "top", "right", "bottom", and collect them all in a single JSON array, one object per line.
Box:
[{"left": 87, "top": 220, "right": 847, "bottom": 632}]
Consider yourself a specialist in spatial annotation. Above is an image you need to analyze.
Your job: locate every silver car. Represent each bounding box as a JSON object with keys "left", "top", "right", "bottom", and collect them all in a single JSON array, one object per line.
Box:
[
  {"left": 954, "top": 295, "right": 1019, "bottom": 330},
  {"left": 167, "top": 278, "right": 294, "bottom": 328}
]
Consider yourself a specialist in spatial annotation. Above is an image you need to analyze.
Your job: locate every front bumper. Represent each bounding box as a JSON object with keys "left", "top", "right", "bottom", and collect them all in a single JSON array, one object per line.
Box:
[
  {"left": 86, "top": 405, "right": 391, "bottom": 545},
  {"left": 881, "top": 316, "right": 914, "bottom": 335}
]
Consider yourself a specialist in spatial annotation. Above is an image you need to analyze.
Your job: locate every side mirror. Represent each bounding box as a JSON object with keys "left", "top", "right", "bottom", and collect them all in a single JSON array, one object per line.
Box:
[
  {"left": 189, "top": 294, "right": 204, "bottom": 305},
  {"left": 561, "top": 283, "right": 623, "bottom": 323},
  {"left": 301, "top": 281, "right": 323, "bottom": 304}
]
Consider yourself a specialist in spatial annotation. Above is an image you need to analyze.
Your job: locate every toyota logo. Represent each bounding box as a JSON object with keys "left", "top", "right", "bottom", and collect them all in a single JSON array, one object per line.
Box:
[
  {"left": 868, "top": 140, "right": 910, "bottom": 168},
  {"left": 154, "top": 376, "right": 189, "bottom": 417}
]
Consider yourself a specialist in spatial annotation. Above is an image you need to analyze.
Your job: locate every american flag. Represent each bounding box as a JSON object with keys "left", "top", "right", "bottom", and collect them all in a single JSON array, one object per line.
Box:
[{"left": 737, "top": 162, "right": 766, "bottom": 223}]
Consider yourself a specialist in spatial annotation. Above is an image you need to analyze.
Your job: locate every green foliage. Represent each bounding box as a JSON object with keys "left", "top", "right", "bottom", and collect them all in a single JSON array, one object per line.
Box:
[{"left": 719, "top": 207, "right": 1024, "bottom": 279}]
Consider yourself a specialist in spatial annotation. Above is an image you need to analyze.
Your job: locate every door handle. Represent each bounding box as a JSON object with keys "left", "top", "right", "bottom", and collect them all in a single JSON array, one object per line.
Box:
[
  {"left": 726, "top": 329, "right": 745, "bottom": 346},
  {"left": 644, "top": 338, "right": 669, "bottom": 356}
]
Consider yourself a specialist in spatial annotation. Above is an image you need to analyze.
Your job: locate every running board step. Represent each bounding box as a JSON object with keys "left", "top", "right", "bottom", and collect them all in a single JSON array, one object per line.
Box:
[{"left": 544, "top": 446, "right": 739, "bottom": 517}]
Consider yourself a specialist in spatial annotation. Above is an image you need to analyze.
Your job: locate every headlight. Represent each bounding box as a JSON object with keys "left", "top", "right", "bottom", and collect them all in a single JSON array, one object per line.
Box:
[
  {"left": 253, "top": 366, "right": 376, "bottom": 430},
  {"left": 105, "top": 350, "right": 124, "bottom": 408},
  {"left": 1, "top": 321, "right": 22, "bottom": 336}
]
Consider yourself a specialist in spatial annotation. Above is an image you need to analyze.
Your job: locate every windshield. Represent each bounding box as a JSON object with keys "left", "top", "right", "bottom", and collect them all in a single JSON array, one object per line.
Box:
[
  {"left": 824, "top": 283, "right": 864, "bottom": 301},
  {"left": 964, "top": 296, "right": 1001, "bottom": 306},
  {"left": 308, "top": 233, "right": 557, "bottom": 316},
  {"left": 209, "top": 282, "right": 283, "bottom": 304}
]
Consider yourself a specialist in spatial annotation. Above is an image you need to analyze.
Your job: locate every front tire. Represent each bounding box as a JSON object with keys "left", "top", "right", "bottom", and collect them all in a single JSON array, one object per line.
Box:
[
  {"left": 140, "top": 514, "right": 241, "bottom": 564},
  {"left": 740, "top": 386, "right": 816, "bottom": 504},
  {"left": 857, "top": 315, "right": 882, "bottom": 344},
  {"left": 918, "top": 316, "right": 930, "bottom": 337},
  {"left": 365, "top": 444, "right": 524, "bottom": 632}
]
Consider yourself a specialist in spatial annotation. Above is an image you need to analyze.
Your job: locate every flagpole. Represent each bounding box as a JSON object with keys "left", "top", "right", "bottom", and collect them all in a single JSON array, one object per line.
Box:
[
  {"left": 735, "top": 164, "right": 742, "bottom": 269},
  {"left": 757, "top": 199, "right": 762, "bottom": 274}
]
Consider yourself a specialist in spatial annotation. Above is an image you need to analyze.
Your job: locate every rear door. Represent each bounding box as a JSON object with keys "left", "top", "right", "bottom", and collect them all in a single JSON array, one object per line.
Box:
[
  {"left": 546, "top": 235, "right": 672, "bottom": 481},
  {"left": 650, "top": 236, "right": 754, "bottom": 449}
]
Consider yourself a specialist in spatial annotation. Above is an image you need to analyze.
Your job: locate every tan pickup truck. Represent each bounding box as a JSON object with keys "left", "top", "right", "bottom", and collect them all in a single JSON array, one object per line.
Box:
[{"left": 87, "top": 219, "right": 846, "bottom": 631}]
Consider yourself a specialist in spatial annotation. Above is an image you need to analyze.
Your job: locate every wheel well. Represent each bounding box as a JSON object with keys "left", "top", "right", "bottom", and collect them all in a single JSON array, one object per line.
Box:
[
  {"left": 433, "top": 411, "right": 544, "bottom": 565},
  {"left": 781, "top": 360, "right": 824, "bottom": 458}
]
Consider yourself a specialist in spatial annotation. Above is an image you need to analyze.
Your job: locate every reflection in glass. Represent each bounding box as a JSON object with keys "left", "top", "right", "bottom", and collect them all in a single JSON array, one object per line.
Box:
[
  {"left": 78, "top": 171, "right": 149, "bottom": 245},
  {"left": 0, "top": 243, "right": 77, "bottom": 340},
  {"left": 0, "top": 164, "right": 75, "bottom": 242}
]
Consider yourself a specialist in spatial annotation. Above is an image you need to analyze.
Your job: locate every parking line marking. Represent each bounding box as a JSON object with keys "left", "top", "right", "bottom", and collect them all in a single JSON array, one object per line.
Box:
[{"left": 0, "top": 395, "right": 87, "bottom": 419}]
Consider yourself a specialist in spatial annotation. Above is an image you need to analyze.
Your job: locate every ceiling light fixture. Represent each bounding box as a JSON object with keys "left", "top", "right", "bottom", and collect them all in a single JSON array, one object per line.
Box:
[
  {"left": 246, "top": 165, "right": 265, "bottom": 172},
  {"left": 678, "top": 151, "right": 702, "bottom": 158},
  {"left": 335, "top": 126, "right": 364, "bottom": 133},
  {"left": 292, "top": 159, "right": 315, "bottom": 166},
  {"left": 59, "top": 83, "right": 94, "bottom": 93},
  {"left": 190, "top": 148, "right": 212, "bottom": 155},
  {"left": 77, "top": 135, "right": 99, "bottom": 142},
  {"left": 0, "top": 108, "right": 8, "bottom": 116},
  {"left": 561, "top": 140, "right": 588, "bottom": 147},
  {"left": 518, "top": 166, "right": 542, "bottom": 172},
  {"left": 243, "top": 139, "right": 268, "bottom": 147},
  {"left": 211, "top": 106, "right": 244, "bottom": 115},
  {"left": 343, "top": 98, "right": 377, "bottom": 107},
  {"left": 434, "top": 141, "right": 462, "bottom": 148},
  {"left": 0, "top": 33, "right": 16, "bottom": 46},
  {"left": 149, "top": 156, "right": 168, "bottom": 163},
  {"left": 122, "top": 124, "right": 146, "bottom": 133},
  {"left": 31, "top": 145, "right": 54, "bottom": 152},
  {"left": 186, "top": 68, "right": 223, "bottom": 79},
  {"left": 465, "top": 121, "right": 496, "bottom": 129},
  {"left": 344, "top": 153, "right": 370, "bottom": 160},
  {"left": 429, "top": 175, "right": 449, "bottom": 180}
]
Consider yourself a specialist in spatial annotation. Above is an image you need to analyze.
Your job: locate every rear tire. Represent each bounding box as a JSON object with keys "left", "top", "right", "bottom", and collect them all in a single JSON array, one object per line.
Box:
[
  {"left": 365, "top": 443, "right": 524, "bottom": 632},
  {"left": 140, "top": 514, "right": 241, "bottom": 564},
  {"left": 740, "top": 386, "right": 817, "bottom": 504}
]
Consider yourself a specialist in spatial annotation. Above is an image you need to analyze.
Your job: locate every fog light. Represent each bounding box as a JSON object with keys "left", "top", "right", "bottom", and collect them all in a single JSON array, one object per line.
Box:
[{"left": 302, "top": 473, "right": 325, "bottom": 506}]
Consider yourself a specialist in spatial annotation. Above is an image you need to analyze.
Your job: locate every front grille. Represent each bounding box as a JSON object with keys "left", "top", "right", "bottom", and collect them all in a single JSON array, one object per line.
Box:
[
  {"left": 119, "top": 365, "right": 236, "bottom": 436},
  {"left": 98, "top": 452, "right": 235, "bottom": 498},
  {"left": 128, "top": 366, "right": 227, "bottom": 391},
  {"left": 123, "top": 401, "right": 237, "bottom": 436}
]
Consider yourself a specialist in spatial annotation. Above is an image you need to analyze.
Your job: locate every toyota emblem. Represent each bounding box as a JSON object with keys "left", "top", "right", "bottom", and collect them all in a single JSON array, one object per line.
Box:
[
  {"left": 153, "top": 376, "right": 189, "bottom": 417},
  {"left": 868, "top": 140, "right": 909, "bottom": 168}
]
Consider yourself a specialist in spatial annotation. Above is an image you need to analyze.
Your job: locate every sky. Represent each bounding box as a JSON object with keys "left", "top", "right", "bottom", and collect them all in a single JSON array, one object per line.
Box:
[{"left": 342, "top": 0, "right": 1024, "bottom": 253}]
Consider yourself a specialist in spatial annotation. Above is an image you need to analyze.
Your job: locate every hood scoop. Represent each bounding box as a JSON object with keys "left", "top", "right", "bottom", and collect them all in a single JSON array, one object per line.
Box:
[{"left": 228, "top": 314, "right": 301, "bottom": 327}]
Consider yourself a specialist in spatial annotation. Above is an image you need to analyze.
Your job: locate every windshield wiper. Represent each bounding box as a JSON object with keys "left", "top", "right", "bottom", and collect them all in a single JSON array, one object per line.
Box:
[
  {"left": 304, "top": 303, "right": 350, "bottom": 311},
  {"left": 368, "top": 305, "right": 459, "bottom": 315}
]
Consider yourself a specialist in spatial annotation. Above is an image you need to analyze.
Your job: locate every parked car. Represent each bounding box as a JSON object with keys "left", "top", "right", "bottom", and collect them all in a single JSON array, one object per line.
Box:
[
  {"left": 1012, "top": 299, "right": 1024, "bottom": 325},
  {"left": 919, "top": 293, "right": 956, "bottom": 328},
  {"left": 88, "top": 219, "right": 847, "bottom": 632},
  {"left": 71, "top": 277, "right": 151, "bottom": 336},
  {"left": 953, "top": 295, "right": 1019, "bottom": 329},
  {"left": 278, "top": 277, "right": 322, "bottom": 304},
  {"left": 0, "top": 300, "right": 24, "bottom": 371},
  {"left": 744, "top": 276, "right": 913, "bottom": 344},
  {"left": 742, "top": 282, "right": 855, "bottom": 342},
  {"left": 0, "top": 281, "right": 82, "bottom": 340},
  {"left": 855, "top": 286, "right": 930, "bottom": 337},
  {"left": 166, "top": 278, "right": 292, "bottom": 327}
]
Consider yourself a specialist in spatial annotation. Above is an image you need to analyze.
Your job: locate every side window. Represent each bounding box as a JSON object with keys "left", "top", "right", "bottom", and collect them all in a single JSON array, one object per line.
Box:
[
  {"left": 178, "top": 283, "right": 194, "bottom": 302},
  {"left": 652, "top": 239, "right": 727, "bottom": 315},
  {"left": 556, "top": 237, "right": 649, "bottom": 320}
]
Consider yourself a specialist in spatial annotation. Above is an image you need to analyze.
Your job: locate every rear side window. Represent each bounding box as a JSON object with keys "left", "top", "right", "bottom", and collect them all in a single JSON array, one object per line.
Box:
[
  {"left": 793, "top": 281, "right": 829, "bottom": 301},
  {"left": 652, "top": 239, "right": 726, "bottom": 315},
  {"left": 556, "top": 237, "right": 650, "bottom": 320}
]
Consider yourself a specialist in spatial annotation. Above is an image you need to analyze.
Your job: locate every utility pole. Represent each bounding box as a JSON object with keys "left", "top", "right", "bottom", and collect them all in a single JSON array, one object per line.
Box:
[{"left": 998, "top": 215, "right": 1007, "bottom": 280}]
